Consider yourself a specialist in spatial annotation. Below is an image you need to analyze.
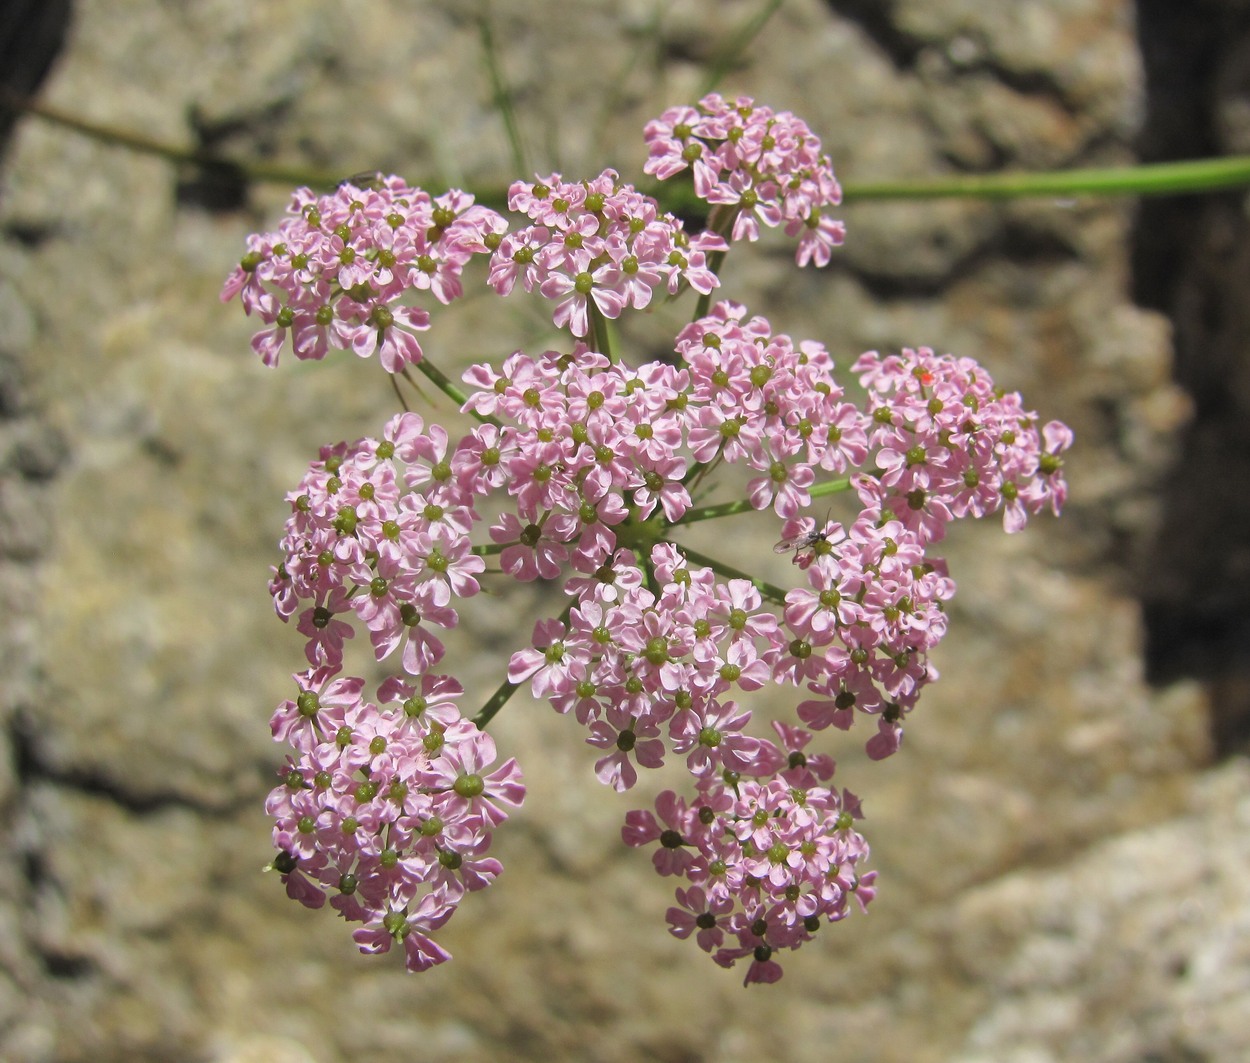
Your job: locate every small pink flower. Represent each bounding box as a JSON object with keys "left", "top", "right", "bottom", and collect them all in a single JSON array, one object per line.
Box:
[
  {"left": 587, "top": 703, "right": 666, "bottom": 791},
  {"left": 667, "top": 885, "right": 732, "bottom": 952}
]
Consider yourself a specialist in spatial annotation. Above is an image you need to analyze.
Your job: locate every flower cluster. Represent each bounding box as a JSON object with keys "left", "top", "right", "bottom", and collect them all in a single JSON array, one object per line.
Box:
[
  {"left": 271, "top": 410, "right": 486, "bottom": 674},
  {"left": 267, "top": 670, "right": 523, "bottom": 971},
  {"left": 852, "top": 347, "right": 1073, "bottom": 540},
  {"left": 231, "top": 94, "right": 1071, "bottom": 983},
  {"left": 221, "top": 176, "right": 502, "bottom": 370},
  {"left": 623, "top": 722, "right": 876, "bottom": 985},
  {"left": 489, "top": 168, "right": 726, "bottom": 337},
  {"left": 644, "top": 93, "right": 846, "bottom": 265}
]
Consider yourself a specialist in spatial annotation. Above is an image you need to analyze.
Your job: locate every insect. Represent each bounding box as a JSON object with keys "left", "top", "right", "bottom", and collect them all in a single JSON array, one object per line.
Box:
[
  {"left": 774, "top": 513, "right": 833, "bottom": 568},
  {"left": 337, "top": 171, "right": 387, "bottom": 191}
]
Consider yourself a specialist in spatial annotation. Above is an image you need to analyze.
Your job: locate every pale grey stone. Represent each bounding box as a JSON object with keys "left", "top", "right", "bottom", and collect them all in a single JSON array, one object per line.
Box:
[{"left": 0, "top": 1, "right": 1241, "bottom": 1061}]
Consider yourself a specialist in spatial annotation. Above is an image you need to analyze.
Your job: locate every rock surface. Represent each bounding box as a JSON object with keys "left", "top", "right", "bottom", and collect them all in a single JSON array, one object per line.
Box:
[{"left": 0, "top": 1, "right": 1244, "bottom": 1061}]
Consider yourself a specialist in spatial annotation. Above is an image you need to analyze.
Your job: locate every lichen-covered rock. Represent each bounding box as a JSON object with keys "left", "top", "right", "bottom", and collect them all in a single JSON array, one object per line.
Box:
[{"left": 0, "top": 1, "right": 1239, "bottom": 1060}]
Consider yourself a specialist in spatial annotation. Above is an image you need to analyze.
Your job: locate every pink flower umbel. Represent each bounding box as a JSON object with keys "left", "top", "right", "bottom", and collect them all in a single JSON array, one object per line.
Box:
[
  {"left": 222, "top": 177, "right": 501, "bottom": 372},
  {"left": 266, "top": 684, "right": 525, "bottom": 972},
  {"left": 644, "top": 94, "right": 844, "bottom": 265},
  {"left": 240, "top": 98, "right": 1071, "bottom": 983}
]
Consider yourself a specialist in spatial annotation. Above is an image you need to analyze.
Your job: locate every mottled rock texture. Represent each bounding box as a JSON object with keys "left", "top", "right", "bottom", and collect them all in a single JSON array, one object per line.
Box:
[{"left": 0, "top": 1, "right": 1244, "bottom": 1061}]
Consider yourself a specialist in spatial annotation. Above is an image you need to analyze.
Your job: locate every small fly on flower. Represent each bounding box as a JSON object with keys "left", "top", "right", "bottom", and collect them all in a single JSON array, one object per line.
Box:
[
  {"left": 337, "top": 171, "right": 386, "bottom": 191},
  {"left": 774, "top": 512, "right": 834, "bottom": 568}
]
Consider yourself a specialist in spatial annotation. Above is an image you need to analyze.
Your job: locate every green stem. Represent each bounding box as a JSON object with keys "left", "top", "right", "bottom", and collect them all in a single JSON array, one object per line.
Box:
[
  {"left": 682, "top": 451, "right": 722, "bottom": 496},
  {"left": 672, "top": 542, "right": 789, "bottom": 607},
  {"left": 844, "top": 155, "right": 1250, "bottom": 201},
  {"left": 675, "top": 497, "right": 755, "bottom": 526},
  {"left": 698, "top": 0, "right": 786, "bottom": 98},
  {"left": 405, "top": 359, "right": 504, "bottom": 428},
  {"left": 471, "top": 674, "right": 521, "bottom": 731},
  {"left": 0, "top": 87, "right": 347, "bottom": 190},
  {"left": 10, "top": 87, "right": 1250, "bottom": 204},
  {"left": 0, "top": 88, "right": 512, "bottom": 205},
  {"left": 388, "top": 371, "right": 412, "bottom": 413},
  {"left": 477, "top": 4, "right": 529, "bottom": 176},
  {"left": 809, "top": 476, "right": 853, "bottom": 500},
  {"left": 471, "top": 596, "right": 576, "bottom": 729},
  {"left": 587, "top": 301, "right": 618, "bottom": 364},
  {"left": 591, "top": 6, "right": 664, "bottom": 162},
  {"left": 692, "top": 247, "right": 727, "bottom": 321},
  {"left": 676, "top": 476, "right": 852, "bottom": 527}
]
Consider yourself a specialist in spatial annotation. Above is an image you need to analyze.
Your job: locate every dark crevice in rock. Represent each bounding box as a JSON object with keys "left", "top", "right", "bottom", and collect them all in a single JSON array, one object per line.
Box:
[
  {"left": 37, "top": 947, "right": 95, "bottom": 980},
  {"left": 852, "top": 219, "right": 1079, "bottom": 300},
  {"left": 0, "top": 0, "right": 74, "bottom": 160},
  {"left": 19, "top": 845, "right": 47, "bottom": 893},
  {"left": 936, "top": 139, "right": 1013, "bottom": 176},
  {"left": 139, "top": 432, "right": 183, "bottom": 467},
  {"left": 0, "top": 218, "right": 59, "bottom": 248},
  {"left": 173, "top": 99, "right": 296, "bottom": 213},
  {"left": 968, "top": 61, "right": 1072, "bottom": 113},
  {"left": 14, "top": 787, "right": 99, "bottom": 983},
  {"left": 659, "top": 35, "right": 719, "bottom": 66},
  {"left": 9, "top": 711, "right": 242, "bottom": 817},
  {"left": 1131, "top": 0, "right": 1250, "bottom": 756},
  {"left": 174, "top": 105, "right": 252, "bottom": 213},
  {"left": 12, "top": 848, "right": 98, "bottom": 978},
  {"left": 174, "top": 157, "right": 250, "bottom": 214},
  {"left": 826, "top": 1, "right": 1071, "bottom": 113},
  {"left": 823, "top": 0, "right": 923, "bottom": 71},
  {"left": 0, "top": 350, "right": 31, "bottom": 418},
  {"left": 980, "top": 218, "right": 1081, "bottom": 265}
]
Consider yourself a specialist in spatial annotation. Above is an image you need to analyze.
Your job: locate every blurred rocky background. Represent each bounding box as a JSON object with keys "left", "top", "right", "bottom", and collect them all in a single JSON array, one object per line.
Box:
[{"left": 0, "top": 0, "right": 1247, "bottom": 1060}]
